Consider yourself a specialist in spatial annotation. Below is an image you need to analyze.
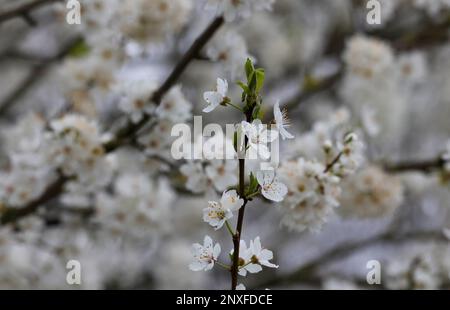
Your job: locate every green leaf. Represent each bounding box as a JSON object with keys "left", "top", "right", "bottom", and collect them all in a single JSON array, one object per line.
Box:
[
  {"left": 237, "top": 81, "right": 250, "bottom": 94},
  {"left": 255, "top": 68, "right": 265, "bottom": 93},
  {"left": 248, "top": 72, "right": 257, "bottom": 92},
  {"left": 248, "top": 172, "right": 259, "bottom": 193},
  {"left": 68, "top": 40, "right": 89, "bottom": 58},
  {"left": 245, "top": 58, "right": 254, "bottom": 81}
]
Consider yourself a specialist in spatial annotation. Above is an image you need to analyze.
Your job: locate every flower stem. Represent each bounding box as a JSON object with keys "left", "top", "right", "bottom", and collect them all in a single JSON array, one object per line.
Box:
[
  {"left": 324, "top": 151, "right": 343, "bottom": 173},
  {"left": 227, "top": 102, "right": 243, "bottom": 112},
  {"left": 225, "top": 220, "right": 235, "bottom": 236},
  {"left": 216, "top": 261, "right": 231, "bottom": 271}
]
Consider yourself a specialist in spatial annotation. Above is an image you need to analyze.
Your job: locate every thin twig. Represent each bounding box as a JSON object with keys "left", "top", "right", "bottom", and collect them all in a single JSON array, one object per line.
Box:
[
  {"left": 384, "top": 158, "right": 444, "bottom": 173},
  {"left": 0, "top": 36, "right": 83, "bottom": 116},
  {"left": 103, "top": 16, "right": 224, "bottom": 152},
  {"left": 0, "top": 17, "right": 225, "bottom": 224},
  {"left": 0, "top": 177, "right": 67, "bottom": 225}
]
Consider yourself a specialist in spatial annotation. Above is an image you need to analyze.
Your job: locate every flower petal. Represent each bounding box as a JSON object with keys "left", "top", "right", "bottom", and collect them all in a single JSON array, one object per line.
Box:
[{"left": 216, "top": 78, "right": 228, "bottom": 96}]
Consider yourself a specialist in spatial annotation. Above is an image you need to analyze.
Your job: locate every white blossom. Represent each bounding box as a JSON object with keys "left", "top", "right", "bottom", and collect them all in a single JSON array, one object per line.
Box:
[
  {"left": 235, "top": 237, "right": 278, "bottom": 276},
  {"left": 189, "top": 236, "right": 221, "bottom": 271},
  {"left": 118, "top": 0, "right": 193, "bottom": 42},
  {"left": 279, "top": 158, "right": 341, "bottom": 233},
  {"left": 156, "top": 86, "right": 192, "bottom": 123},
  {"left": 47, "top": 115, "right": 112, "bottom": 192},
  {"left": 339, "top": 165, "right": 404, "bottom": 218},
  {"left": 205, "top": 0, "right": 275, "bottom": 22},
  {"left": 203, "top": 78, "right": 228, "bottom": 113},
  {"left": 331, "top": 132, "right": 365, "bottom": 177},
  {"left": 180, "top": 162, "right": 210, "bottom": 194},
  {"left": 203, "top": 190, "right": 244, "bottom": 230},
  {"left": 207, "top": 30, "right": 252, "bottom": 77},
  {"left": 95, "top": 173, "right": 174, "bottom": 238},
  {"left": 242, "top": 120, "right": 278, "bottom": 160},
  {"left": 256, "top": 170, "right": 288, "bottom": 202},
  {"left": 118, "top": 79, "right": 158, "bottom": 123},
  {"left": 273, "top": 101, "right": 294, "bottom": 140}
]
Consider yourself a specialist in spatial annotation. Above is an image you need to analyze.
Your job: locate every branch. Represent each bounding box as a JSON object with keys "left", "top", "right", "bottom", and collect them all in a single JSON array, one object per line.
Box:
[
  {"left": 0, "top": 176, "right": 67, "bottom": 225},
  {"left": 253, "top": 230, "right": 447, "bottom": 289},
  {"left": 0, "top": 0, "right": 63, "bottom": 25},
  {"left": 384, "top": 158, "right": 445, "bottom": 173},
  {"left": 0, "top": 17, "right": 224, "bottom": 225},
  {"left": 0, "top": 36, "right": 83, "bottom": 116},
  {"left": 103, "top": 16, "right": 224, "bottom": 152}
]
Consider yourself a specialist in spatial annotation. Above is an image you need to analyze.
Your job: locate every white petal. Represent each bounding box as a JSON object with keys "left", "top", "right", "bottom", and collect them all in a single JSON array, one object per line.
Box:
[
  {"left": 252, "top": 237, "right": 262, "bottom": 254},
  {"left": 245, "top": 264, "right": 263, "bottom": 274},
  {"left": 204, "top": 262, "right": 214, "bottom": 271},
  {"left": 203, "top": 104, "right": 217, "bottom": 113},
  {"left": 213, "top": 243, "right": 221, "bottom": 259},
  {"left": 236, "top": 284, "right": 246, "bottom": 290},
  {"left": 261, "top": 261, "right": 279, "bottom": 269},
  {"left": 256, "top": 170, "right": 274, "bottom": 186},
  {"left": 217, "top": 78, "right": 228, "bottom": 96},
  {"left": 259, "top": 249, "right": 273, "bottom": 261},
  {"left": 256, "top": 144, "right": 271, "bottom": 160},
  {"left": 238, "top": 268, "right": 247, "bottom": 277},
  {"left": 204, "top": 235, "right": 213, "bottom": 248},
  {"left": 189, "top": 261, "right": 205, "bottom": 271},
  {"left": 261, "top": 129, "right": 278, "bottom": 143},
  {"left": 280, "top": 126, "right": 294, "bottom": 140},
  {"left": 273, "top": 101, "right": 283, "bottom": 123}
]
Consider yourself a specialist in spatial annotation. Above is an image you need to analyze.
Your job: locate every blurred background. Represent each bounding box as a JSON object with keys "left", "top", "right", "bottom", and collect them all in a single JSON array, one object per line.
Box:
[{"left": 0, "top": 0, "right": 449, "bottom": 289}]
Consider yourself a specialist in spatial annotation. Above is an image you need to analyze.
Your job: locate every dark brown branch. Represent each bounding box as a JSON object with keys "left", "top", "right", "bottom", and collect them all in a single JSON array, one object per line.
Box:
[
  {"left": 1, "top": 176, "right": 67, "bottom": 225},
  {"left": 384, "top": 158, "right": 444, "bottom": 173},
  {"left": 103, "top": 16, "right": 224, "bottom": 152},
  {"left": 230, "top": 112, "right": 252, "bottom": 290},
  {"left": 0, "top": 0, "right": 63, "bottom": 25},
  {"left": 0, "top": 17, "right": 224, "bottom": 225}
]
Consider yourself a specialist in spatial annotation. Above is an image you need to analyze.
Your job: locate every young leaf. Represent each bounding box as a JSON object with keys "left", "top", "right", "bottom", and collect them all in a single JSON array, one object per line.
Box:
[
  {"left": 245, "top": 58, "right": 254, "bottom": 81},
  {"left": 237, "top": 81, "right": 250, "bottom": 94},
  {"left": 248, "top": 72, "right": 257, "bottom": 92},
  {"left": 255, "top": 68, "right": 265, "bottom": 93}
]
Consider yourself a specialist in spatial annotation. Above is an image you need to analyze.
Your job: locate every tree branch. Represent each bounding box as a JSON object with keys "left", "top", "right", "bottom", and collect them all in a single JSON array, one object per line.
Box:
[
  {"left": 0, "top": 0, "right": 63, "bottom": 25},
  {"left": 0, "top": 36, "right": 83, "bottom": 116},
  {"left": 253, "top": 230, "right": 447, "bottom": 289},
  {"left": 384, "top": 158, "right": 445, "bottom": 173},
  {"left": 103, "top": 16, "right": 224, "bottom": 152},
  {"left": 0, "top": 176, "right": 67, "bottom": 225},
  {"left": 0, "top": 17, "right": 224, "bottom": 225}
]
